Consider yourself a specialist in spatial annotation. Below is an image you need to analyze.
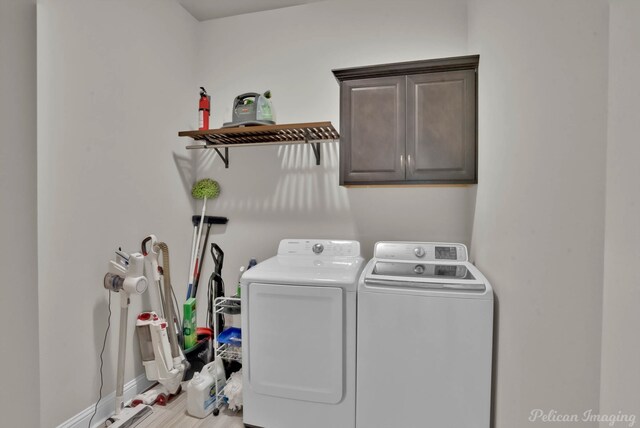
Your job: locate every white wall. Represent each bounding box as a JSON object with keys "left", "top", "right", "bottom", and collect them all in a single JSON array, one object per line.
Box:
[
  {"left": 194, "top": 0, "right": 475, "bottom": 304},
  {"left": 0, "top": 0, "right": 39, "bottom": 427},
  {"left": 37, "top": 0, "right": 198, "bottom": 425},
  {"left": 600, "top": 0, "right": 640, "bottom": 425},
  {"left": 35, "top": 0, "right": 473, "bottom": 424},
  {"left": 468, "top": 0, "right": 609, "bottom": 426}
]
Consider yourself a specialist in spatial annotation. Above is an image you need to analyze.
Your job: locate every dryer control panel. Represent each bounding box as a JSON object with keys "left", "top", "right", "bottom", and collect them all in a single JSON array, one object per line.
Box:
[
  {"left": 278, "top": 239, "right": 361, "bottom": 257},
  {"left": 374, "top": 242, "right": 468, "bottom": 262}
]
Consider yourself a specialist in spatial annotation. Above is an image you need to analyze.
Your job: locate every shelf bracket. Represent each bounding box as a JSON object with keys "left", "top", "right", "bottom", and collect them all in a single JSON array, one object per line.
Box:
[
  {"left": 304, "top": 131, "right": 321, "bottom": 166},
  {"left": 213, "top": 147, "right": 229, "bottom": 168},
  {"left": 203, "top": 135, "right": 229, "bottom": 168}
]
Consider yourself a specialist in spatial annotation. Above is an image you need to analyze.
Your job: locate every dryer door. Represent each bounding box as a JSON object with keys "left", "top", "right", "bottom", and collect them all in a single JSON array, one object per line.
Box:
[{"left": 246, "top": 282, "right": 344, "bottom": 404}]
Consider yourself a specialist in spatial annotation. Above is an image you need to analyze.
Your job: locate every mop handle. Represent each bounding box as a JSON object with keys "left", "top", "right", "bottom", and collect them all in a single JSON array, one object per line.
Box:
[
  {"left": 192, "top": 222, "right": 212, "bottom": 297},
  {"left": 189, "top": 197, "right": 207, "bottom": 297},
  {"left": 186, "top": 225, "right": 198, "bottom": 300}
]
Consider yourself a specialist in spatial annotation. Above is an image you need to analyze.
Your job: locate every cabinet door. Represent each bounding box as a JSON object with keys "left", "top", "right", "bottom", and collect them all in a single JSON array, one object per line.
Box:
[
  {"left": 340, "top": 76, "right": 406, "bottom": 184},
  {"left": 407, "top": 70, "right": 477, "bottom": 183}
]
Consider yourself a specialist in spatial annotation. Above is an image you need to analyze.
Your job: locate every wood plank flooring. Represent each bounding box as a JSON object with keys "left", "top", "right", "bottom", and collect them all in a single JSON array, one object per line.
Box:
[{"left": 135, "top": 391, "right": 244, "bottom": 428}]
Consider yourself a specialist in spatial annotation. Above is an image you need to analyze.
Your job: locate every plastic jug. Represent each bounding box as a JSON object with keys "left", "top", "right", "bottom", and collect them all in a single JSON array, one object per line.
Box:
[{"left": 186, "top": 360, "right": 225, "bottom": 418}]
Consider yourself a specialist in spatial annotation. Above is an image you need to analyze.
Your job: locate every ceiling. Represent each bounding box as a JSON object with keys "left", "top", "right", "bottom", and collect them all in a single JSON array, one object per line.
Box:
[{"left": 178, "top": 0, "right": 327, "bottom": 21}]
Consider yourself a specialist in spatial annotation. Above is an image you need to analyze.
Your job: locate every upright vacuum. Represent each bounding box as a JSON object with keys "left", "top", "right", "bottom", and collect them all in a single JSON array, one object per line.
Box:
[{"left": 132, "top": 235, "right": 188, "bottom": 406}]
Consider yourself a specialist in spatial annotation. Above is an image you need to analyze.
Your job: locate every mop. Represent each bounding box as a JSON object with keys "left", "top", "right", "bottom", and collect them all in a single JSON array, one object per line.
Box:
[{"left": 186, "top": 178, "right": 220, "bottom": 299}]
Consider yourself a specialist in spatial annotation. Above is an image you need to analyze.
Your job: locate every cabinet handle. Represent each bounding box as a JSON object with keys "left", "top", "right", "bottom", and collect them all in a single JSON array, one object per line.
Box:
[
  {"left": 400, "top": 154, "right": 404, "bottom": 168},
  {"left": 407, "top": 154, "right": 412, "bottom": 168}
]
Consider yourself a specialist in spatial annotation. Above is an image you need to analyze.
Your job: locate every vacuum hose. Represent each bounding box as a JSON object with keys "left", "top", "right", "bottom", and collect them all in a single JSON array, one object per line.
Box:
[{"left": 154, "top": 242, "right": 181, "bottom": 359}]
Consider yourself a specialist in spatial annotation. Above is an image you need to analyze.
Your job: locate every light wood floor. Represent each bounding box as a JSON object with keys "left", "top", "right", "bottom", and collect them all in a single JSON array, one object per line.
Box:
[{"left": 136, "top": 391, "right": 244, "bottom": 428}]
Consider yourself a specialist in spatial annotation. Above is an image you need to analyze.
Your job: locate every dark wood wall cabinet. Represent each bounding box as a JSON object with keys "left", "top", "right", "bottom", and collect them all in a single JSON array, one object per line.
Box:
[{"left": 332, "top": 55, "right": 478, "bottom": 186}]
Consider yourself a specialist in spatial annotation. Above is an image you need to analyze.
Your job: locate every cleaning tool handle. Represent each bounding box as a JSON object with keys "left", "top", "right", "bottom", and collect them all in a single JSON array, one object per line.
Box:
[
  {"left": 186, "top": 225, "right": 198, "bottom": 299},
  {"left": 235, "top": 92, "right": 261, "bottom": 104},
  {"left": 154, "top": 242, "right": 182, "bottom": 358},
  {"left": 193, "top": 222, "right": 213, "bottom": 296},
  {"left": 211, "top": 243, "right": 224, "bottom": 267},
  {"left": 233, "top": 92, "right": 261, "bottom": 112},
  {"left": 190, "top": 204, "right": 207, "bottom": 286},
  {"left": 141, "top": 235, "right": 161, "bottom": 282},
  {"left": 189, "top": 197, "right": 207, "bottom": 298}
]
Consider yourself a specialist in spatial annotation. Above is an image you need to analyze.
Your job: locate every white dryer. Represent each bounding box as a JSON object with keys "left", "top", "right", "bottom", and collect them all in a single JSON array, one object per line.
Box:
[
  {"left": 356, "top": 242, "right": 494, "bottom": 428},
  {"left": 241, "top": 239, "right": 364, "bottom": 428}
]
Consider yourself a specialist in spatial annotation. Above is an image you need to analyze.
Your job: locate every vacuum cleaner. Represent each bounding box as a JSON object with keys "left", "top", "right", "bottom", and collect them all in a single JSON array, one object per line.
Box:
[
  {"left": 131, "top": 235, "right": 189, "bottom": 407},
  {"left": 101, "top": 237, "right": 189, "bottom": 428},
  {"left": 222, "top": 91, "right": 274, "bottom": 127},
  {"left": 102, "top": 250, "right": 153, "bottom": 427}
]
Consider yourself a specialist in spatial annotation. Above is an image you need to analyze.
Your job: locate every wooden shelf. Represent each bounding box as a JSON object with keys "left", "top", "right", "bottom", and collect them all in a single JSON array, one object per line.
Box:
[{"left": 178, "top": 121, "right": 340, "bottom": 168}]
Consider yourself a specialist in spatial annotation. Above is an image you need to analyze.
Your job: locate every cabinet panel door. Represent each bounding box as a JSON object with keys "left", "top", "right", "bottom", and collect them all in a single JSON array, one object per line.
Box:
[
  {"left": 340, "top": 76, "right": 406, "bottom": 184},
  {"left": 407, "top": 70, "right": 476, "bottom": 183}
]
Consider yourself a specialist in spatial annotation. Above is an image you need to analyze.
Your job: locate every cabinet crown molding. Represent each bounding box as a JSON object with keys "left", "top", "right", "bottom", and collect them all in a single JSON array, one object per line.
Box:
[{"left": 332, "top": 55, "right": 479, "bottom": 82}]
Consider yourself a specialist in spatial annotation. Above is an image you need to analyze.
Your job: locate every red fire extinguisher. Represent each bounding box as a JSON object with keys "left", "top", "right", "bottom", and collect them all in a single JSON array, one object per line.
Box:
[{"left": 199, "top": 87, "right": 210, "bottom": 130}]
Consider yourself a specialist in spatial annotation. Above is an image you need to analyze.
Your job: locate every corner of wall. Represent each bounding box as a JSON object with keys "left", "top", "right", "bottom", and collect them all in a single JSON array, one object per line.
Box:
[{"left": 0, "top": 0, "right": 39, "bottom": 427}]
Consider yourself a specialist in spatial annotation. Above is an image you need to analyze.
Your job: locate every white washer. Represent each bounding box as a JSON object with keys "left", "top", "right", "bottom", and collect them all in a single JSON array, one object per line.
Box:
[
  {"left": 357, "top": 242, "right": 494, "bottom": 428},
  {"left": 241, "top": 239, "right": 364, "bottom": 428}
]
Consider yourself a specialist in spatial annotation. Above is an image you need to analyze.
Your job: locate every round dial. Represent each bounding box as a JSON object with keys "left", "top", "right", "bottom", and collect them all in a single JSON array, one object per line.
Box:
[
  {"left": 414, "top": 247, "right": 425, "bottom": 258},
  {"left": 312, "top": 243, "right": 324, "bottom": 254},
  {"left": 414, "top": 264, "right": 425, "bottom": 274}
]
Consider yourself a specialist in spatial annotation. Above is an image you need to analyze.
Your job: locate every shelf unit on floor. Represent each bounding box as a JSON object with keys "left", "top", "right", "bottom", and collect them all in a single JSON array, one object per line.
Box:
[
  {"left": 212, "top": 296, "right": 242, "bottom": 416},
  {"left": 178, "top": 121, "right": 340, "bottom": 168}
]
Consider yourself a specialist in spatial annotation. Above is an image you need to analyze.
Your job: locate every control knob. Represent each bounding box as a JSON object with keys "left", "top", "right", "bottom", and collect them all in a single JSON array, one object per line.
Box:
[{"left": 414, "top": 247, "right": 425, "bottom": 258}]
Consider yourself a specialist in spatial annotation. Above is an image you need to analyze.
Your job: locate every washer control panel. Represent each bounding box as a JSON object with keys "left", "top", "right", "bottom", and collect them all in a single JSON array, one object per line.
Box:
[
  {"left": 374, "top": 242, "right": 468, "bottom": 262},
  {"left": 278, "top": 239, "right": 361, "bottom": 257}
]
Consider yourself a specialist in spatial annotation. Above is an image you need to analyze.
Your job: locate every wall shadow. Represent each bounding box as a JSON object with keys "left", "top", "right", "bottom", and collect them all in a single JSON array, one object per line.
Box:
[{"left": 187, "top": 141, "right": 352, "bottom": 223}]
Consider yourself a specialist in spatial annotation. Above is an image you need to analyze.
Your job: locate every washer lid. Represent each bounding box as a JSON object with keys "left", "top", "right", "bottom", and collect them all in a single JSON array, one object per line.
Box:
[
  {"left": 241, "top": 239, "right": 364, "bottom": 289},
  {"left": 372, "top": 261, "right": 476, "bottom": 280},
  {"left": 363, "top": 260, "right": 488, "bottom": 294}
]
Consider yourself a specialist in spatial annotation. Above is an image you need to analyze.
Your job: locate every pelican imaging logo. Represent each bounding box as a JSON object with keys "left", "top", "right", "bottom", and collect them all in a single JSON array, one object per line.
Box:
[{"left": 529, "top": 409, "right": 636, "bottom": 426}]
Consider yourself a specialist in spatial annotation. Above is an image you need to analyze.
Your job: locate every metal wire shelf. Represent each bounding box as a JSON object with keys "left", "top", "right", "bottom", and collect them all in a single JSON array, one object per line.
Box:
[
  {"left": 216, "top": 342, "right": 242, "bottom": 361},
  {"left": 212, "top": 296, "right": 242, "bottom": 416}
]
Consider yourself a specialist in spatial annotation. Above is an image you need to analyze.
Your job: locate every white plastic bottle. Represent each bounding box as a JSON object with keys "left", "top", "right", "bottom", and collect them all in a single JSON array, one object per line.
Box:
[
  {"left": 187, "top": 361, "right": 226, "bottom": 418},
  {"left": 187, "top": 367, "right": 216, "bottom": 418}
]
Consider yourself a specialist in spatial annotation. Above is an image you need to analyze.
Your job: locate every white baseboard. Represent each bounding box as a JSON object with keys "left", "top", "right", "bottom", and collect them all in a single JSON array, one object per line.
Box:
[{"left": 57, "top": 374, "right": 154, "bottom": 428}]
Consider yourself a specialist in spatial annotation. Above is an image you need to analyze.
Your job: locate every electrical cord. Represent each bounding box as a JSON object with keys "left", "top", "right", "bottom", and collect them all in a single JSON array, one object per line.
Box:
[{"left": 88, "top": 290, "right": 111, "bottom": 428}]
